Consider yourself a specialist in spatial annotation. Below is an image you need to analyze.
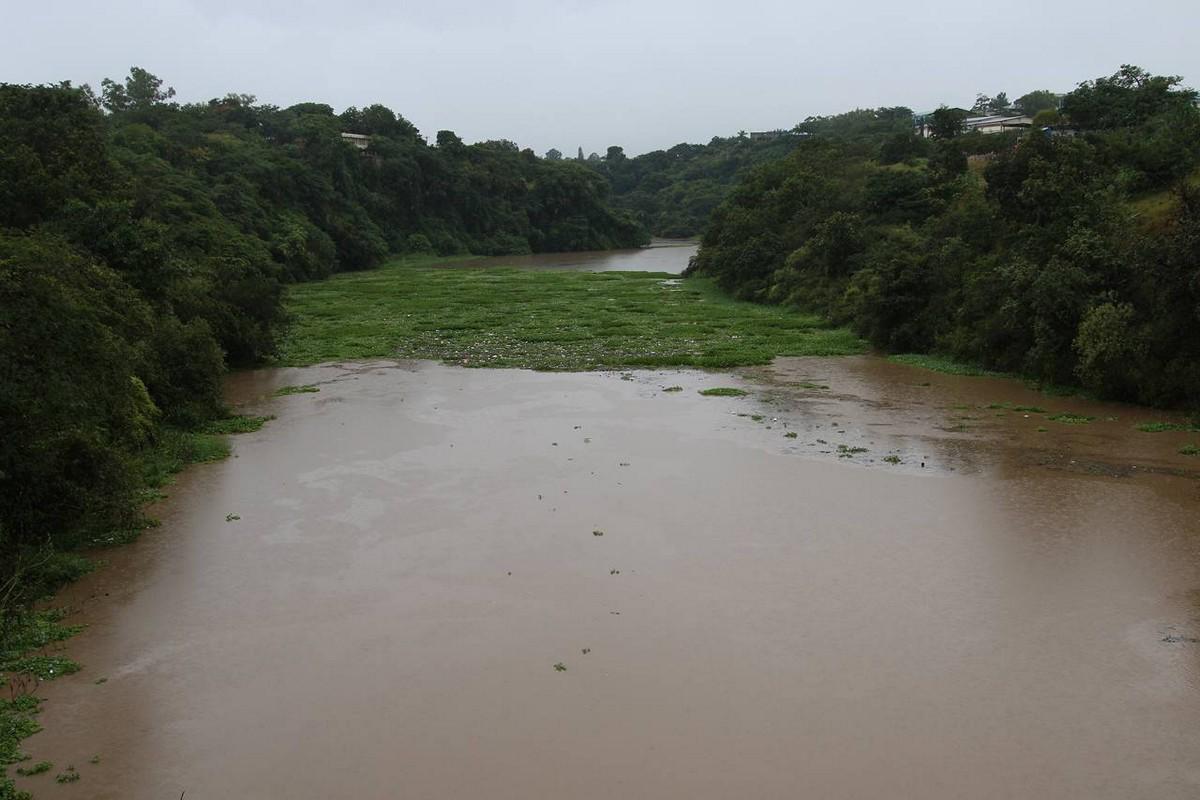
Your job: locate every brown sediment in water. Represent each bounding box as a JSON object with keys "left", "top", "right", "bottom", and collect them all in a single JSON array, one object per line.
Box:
[{"left": 16, "top": 357, "right": 1200, "bottom": 799}]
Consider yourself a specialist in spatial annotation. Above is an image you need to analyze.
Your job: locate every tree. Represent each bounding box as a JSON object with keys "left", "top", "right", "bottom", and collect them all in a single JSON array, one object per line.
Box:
[
  {"left": 436, "top": 129, "right": 464, "bottom": 150},
  {"left": 99, "top": 66, "right": 175, "bottom": 113},
  {"left": 577, "top": 147, "right": 585, "bottom": 162},
  {"left": 545, "top": 148, "right": 562, "bottom": 161},
  {"left": 928, "top": 106, "right": 968, "bottom": 139},
  {"left": 1015, "top": 90, "right": 1059, "bottom": 115},
  {"left": 339, "top": 104, "right": 419, "bottom": 140},
  {"left": 973, "top": 93, "right": 1010, "bottom": 114},
  {"left": 1061, "top": 65, "right": 1198, "bottom": 129},
  {"left": 1031, "top": 109, "right": 1062, "bottom": 127}
]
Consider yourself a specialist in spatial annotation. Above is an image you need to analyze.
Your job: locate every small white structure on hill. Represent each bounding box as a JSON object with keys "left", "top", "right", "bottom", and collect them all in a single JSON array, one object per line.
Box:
[
  {"left": 340, "top": 132, "right": 370, "bottom": 150},
  {"left": 915, "top": 113, "right": 1034, "bottom": 138},
  {"left": 962, "top": 114, "right": 1034, "bottom": 135}
]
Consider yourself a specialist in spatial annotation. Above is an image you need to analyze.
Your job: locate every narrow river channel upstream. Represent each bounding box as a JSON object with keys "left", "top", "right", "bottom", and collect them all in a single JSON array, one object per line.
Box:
[{"left": 17, "top": 242, "right": 1200, "bottom": 799}]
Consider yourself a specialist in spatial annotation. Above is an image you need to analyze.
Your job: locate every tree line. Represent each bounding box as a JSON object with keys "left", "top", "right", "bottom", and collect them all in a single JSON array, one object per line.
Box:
[
  {"left": 578, "top": 136, "right": 807, "bottom": 237},
  {"left": 691, "top": 65, "right": 1200, "bottom": 410},
  {"left": 0, "top": 68, "right": 647, "bottom": 641}
]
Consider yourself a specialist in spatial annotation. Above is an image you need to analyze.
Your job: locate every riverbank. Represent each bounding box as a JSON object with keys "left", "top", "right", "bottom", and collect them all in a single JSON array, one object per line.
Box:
[{"left": 0, "top": 414, "right": 274, "bottom": 799}]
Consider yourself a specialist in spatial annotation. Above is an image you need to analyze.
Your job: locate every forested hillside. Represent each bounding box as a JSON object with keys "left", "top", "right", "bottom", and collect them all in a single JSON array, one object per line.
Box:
[
  {"left": 581, "top": 107, "right": 919, "bottom": 238},
  {"left": 692, "top": 66, "right": 1200, "bottom": 408},
  {"left": 585, "top": 135, "right": 804, "bottom": 236},
  {"left": 0, "top": 68, "right": 645, "bottom": 642}
]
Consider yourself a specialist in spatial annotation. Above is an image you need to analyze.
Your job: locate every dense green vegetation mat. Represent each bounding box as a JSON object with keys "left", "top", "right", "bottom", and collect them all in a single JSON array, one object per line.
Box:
[{"left": 281, "top": 258, "right": 865, "bottom": 370}]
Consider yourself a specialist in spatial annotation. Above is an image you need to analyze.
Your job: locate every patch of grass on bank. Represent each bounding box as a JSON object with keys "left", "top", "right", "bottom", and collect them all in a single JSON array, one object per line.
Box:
[
  {"left": 1, "top": 610, "right": 85, "bottom": 797},
  {"left": 890, "top": 353, "right": 1094, "bottom": 399},
  {"left": 699, "top": 387, "right": 747, "bottom": 397},
  {"left": 200, "top": 414, "right": 274, "bottom": 436},
  {"left": 1, "top": 692, "right": 41, "bottom": 798},
  {"left": 141, "top": 415, "right": 273, "bottom": 493},
  {"left": 139, "top": 429, "right": 229, "bottom": 492},
  {"left": 279, "top": 257, "right": 865, "bottom": 370},
  {"left": 888, "top": 354, "right": 1006, "bottom": 377}
]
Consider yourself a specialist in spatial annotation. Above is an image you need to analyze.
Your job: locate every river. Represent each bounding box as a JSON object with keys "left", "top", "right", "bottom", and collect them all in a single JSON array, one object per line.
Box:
[
  {"left": 16, "top": 245, "right": 1200, "bottom": 799},
  {"left": 451, "top": 237, "right": 697, "bottom": 272}
]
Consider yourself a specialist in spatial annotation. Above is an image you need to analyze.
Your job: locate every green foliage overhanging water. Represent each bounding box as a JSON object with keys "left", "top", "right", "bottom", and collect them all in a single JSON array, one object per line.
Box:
[{"left": 690, "top": 65, "right": 1200, "bottom": 411}]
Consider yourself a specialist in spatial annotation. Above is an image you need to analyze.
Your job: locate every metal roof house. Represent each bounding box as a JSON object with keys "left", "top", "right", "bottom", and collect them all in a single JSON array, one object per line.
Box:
[
  {"left": 914, "top": 112, "right": 1034, "bottom": 138},
  {"left": 962, "top": 114, "right": 1034, "bottom": 134}
]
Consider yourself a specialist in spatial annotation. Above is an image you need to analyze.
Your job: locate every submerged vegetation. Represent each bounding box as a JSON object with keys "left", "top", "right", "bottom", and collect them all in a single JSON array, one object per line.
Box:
[
  {"left": 274, "top": 384, "right": 321, "bottom": 397},
  {"left": 1137, "top": 421, "right": 1200, "bottom": 433},
  {"left": 1048, "top": 413, "right": 1096, "bottom": 425},
  {"left": 281, "top": 259, "right": 864, "bottom": 370},
  {"left": 698, "top": 387, "right": 750, "bottom": 397}
]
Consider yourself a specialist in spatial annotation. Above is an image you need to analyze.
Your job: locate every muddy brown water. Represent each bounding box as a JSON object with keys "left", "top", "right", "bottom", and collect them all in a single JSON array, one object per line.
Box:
[
  {"left": 451, "top": 237, "right": 697, "bottom": 272},
  {"left": 15, "top": 355, "right": 1200, "bottom": 798}
]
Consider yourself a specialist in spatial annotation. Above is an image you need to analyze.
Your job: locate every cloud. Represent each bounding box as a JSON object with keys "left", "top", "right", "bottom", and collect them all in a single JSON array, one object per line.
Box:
[{"left": 2, "top": 0, "right": 1198, "bottom": 155}]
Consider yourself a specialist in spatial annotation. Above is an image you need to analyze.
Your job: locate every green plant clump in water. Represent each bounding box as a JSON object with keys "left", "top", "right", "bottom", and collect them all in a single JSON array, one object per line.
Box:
[
  {"left": 280, "top": 262, "right": 865, "bottom": 371},
  {"left": 699, "top": 387, "right": 748, "bottom": 397},
  {"left": 273, "top": 384, "right": 320, "bottom": 396},
  {"left": 14, "top": 762, "right": 51, "bottom": 777},
  {"left": 1180, "top": 443, "right": 1200, "bottom": 456},
  {"left": 55, "top": 766, "right": 79, "bottom": 784},
  {"left": 1137, "top": 421, "right": 1200, "bottom": 433},
  {"left": 661, "top": 386, "right": 683, "bottom": 393},
  {"left": 785, "top": 431, "right": 798, "bottom": 439},
  {"left": 883, "top": 455, "right": 902, "bottom": 464},
  {"left": 1048, "top": 413, "right": 1096, "bottom": 425}
]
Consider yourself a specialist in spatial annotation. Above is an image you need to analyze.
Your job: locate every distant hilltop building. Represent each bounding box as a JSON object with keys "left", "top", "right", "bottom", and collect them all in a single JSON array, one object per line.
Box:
[
  {"left": 340, "top": 132, "right": 370, "bottom": 150},
  {"left": 914, "top": 113, "right": 1035, "bottom": 138},
  {"left": 749, "top": 130, "right": 796, "bottom": 141},
  {"left": 961, "top": 114, "right": 1035, "bottom": 135}
]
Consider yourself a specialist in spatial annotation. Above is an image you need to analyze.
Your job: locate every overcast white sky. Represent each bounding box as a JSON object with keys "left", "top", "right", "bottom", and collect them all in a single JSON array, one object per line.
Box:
[{"left": 2, "top": 0, "right": 1197, "bottom": 155}]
